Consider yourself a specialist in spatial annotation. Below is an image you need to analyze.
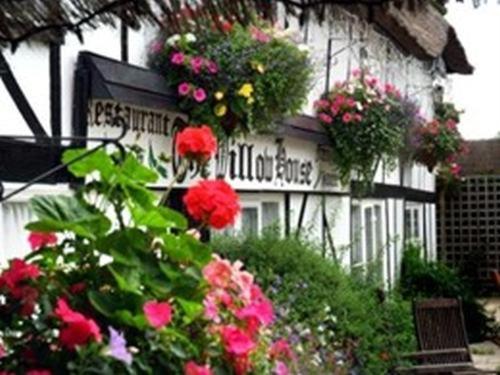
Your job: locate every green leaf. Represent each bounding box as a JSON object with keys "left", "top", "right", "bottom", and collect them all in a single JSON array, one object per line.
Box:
[
  {"left": 62, "top": 148, "right": 115, "bottom": 180},
  {"left": 157, "top": 207, "right": 188, "bottom": 230},
  {"left": 108, "top": 265, "right": 142, "bottom": 295},
  {"left": 177, "top": 298, "right": 203, "bottom": 323},
  {"left": 121, "top": 154, "right": 158, "bottom": 184},
  {"left": 27, "top": 195, "right": 111, "bottom": 239},
  {"left": 161, "top": 234, "right": 193, "bottom": 263}
]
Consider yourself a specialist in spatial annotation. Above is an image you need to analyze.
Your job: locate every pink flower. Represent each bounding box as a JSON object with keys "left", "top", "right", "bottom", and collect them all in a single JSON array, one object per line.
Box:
[
  {"left": 250, "top": 26, "right": 271, "bottom": 43},
  {"left": 206, "top": 60, "right": 218, "bottom": 74},
  {"left": 318, "top": 113, "right": 333, "bottom": 124},
  {"left": 354, "top": 114, "right": 363, "bottom": 122},
  {"left": 184, "top": 361, "right": 213, "bottom": 375},
  {"left": 178, "top": 82, "right": 191, "bottom": 96},
  {"left": 203, "top": 294, "right": 219, "bottom": 322},
  {"left": 450, "top": 163, "right": 462, "bottom": 177},
  {"left": 346, "top": 98, "right": 356, "bottom": 108},
  {"left": 274, "top": 361, "right": 289, "bottom": 375},
  {"left": 313, "top": 99, "right": 329, "bottom": 109},
  {"left": 203, "top": 255, "right": 233, "bottom": 288},
  {"left": 220, "top": 325, "right": 256, "bottom": 356},
  {"left": 352, "top": 68, "right": 362, "bottom": 77},
  {"left": 171, "top": 52, "right": 185, "bottom": 65},
  {"left": 269, "top": 339, "right": 294, "bottom": 360},
  {"left": 28, "top": 232, "right": 57, "bottom": 251},
  {"left": 365, "top": 77, "right": 378, "bottom": 87},
  {"left": 342, "top": 113, "right": 353, "bottom": 123},
  {"left": 0, "top": 343, "right": 5, "bottom": 358},
  {"left": 143, "top": 301, "right": 173, "bottom": 329},
  {"left": 193, "top": 88, "right": 207, "bottom": 103},
  {"left": 236, "top": 299, "right": 274, "bottom": 327},
  {"left": 150, "top": 40, "right": 163, "bottom": 54},
  {"left": 191, "top": 56, "right": 204, "bottom": 74}
]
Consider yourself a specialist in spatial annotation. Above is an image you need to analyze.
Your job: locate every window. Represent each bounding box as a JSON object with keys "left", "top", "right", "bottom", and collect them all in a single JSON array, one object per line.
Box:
[
  {"left": 262, "top": 202, "right": 280, "bottom": 229},
  {"left": 223, "top": 197, "right": 282, "bottom": 236},
  {"left": 351, "top": 202, "right": 385, "bottom": 272},
  {"left": 241, "top": 207, "right": 258, "bottom": 235},
  {"left": 405, "top": 204, "right": 422, "bottom": 243}
]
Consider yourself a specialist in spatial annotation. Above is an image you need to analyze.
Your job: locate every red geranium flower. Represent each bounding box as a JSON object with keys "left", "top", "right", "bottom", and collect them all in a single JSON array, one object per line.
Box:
[
  {"left": 183, "top": 179, "right": 240, "bottom": 229},
  {"left": 143, "top": 300, "right": 173, "bottom": 329},
  {"left": 26, "top": 370, "right": 51, "bottom": 375},
  {"left": 54, "top": 298, "right": 101, "bottom": 349},
  {"left": 11, "top": 285, "right": 39, "bottom": 316},
  {"left": 175, "top": 126, "right": 217, "bottom": 163},
  {"left": 28, "top": 232, "right": 57, "bottom": 251},
  {"left": 0, "top": 259, "right": 40, "bottom": 290}
]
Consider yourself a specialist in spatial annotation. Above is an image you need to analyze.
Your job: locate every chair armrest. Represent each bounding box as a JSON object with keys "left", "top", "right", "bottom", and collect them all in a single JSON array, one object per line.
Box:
[{"left": 402, "top": 348, "right": 469, "bottom": 360}]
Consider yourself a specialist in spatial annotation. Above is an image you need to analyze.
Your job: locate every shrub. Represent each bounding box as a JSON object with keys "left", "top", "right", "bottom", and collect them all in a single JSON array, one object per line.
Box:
[
  {"left": 398, "top": 242, "right": 497, "bottom": 342},
  {"left": 213, "top": 232, "right": 415, "bottom": 374}
]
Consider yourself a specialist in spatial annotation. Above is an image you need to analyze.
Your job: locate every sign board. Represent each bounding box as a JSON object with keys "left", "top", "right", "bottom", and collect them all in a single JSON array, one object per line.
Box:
[{"left": 88, "top": 100, "right": 327, "bottom": 192}]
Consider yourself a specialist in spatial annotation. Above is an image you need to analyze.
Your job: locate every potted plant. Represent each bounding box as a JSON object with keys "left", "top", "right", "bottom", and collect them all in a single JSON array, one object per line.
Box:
[
  {"left": 149, "top": 21, "right": 312, "bottom": 137},
  {"left": 315, "top": 70, "right": 405, "bottom": 191}
]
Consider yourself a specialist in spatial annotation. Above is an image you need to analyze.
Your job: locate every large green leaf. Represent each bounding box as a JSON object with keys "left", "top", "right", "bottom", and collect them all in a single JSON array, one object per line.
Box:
[
  {"left": 121, "top": 154, "right": 159, "bottom": 184},
  {"left": 62, "top": 148, "right": 115, "bottom": 180},
  {"left": 27, "top": 195, "right": 111, "bottom": 239}
]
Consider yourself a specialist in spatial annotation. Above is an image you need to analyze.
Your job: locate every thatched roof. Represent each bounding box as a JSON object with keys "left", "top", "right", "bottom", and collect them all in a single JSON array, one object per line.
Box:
[
  {"left": 0, "top": 0, "right": 473, "bottom": 74},
  {"left": 459, "top": 139, "right": 500, "bottom": 175}
]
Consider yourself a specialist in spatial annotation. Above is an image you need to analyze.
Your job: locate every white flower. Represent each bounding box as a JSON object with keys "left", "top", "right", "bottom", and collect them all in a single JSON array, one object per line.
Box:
[
  {"left": 99, "top": 254, "right": 114, "bottom": 266},
  {"left": 184, "top": 33, "right": 196, "bottom": 43},
  {"left": 297, "top": 44, "right": 310, "bottom": 53},
  {"left": 165, "top": 34, "right": 181, "bottom": 47}
]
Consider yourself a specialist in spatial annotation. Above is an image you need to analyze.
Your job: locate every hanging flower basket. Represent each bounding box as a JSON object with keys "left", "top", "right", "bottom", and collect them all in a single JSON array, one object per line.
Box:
[
  {"left": 149, "top": 21, "right": 312, "bottom": 137},
  {"left": 413, "top": 102, "right": 467, "bottom": 172},
  {"left": 315, "top": 71, "right": 405, "bottom": 190}
]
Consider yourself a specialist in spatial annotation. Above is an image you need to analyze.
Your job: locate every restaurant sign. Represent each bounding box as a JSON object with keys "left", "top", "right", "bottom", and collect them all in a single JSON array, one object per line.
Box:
[{"left": 88, "top": 100, "right": 321, "bottom": 191}]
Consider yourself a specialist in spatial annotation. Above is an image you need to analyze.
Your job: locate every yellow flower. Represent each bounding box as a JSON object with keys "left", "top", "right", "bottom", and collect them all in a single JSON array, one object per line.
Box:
[
  {"left": 251, "top": 61, "right": 265, "bottom": 74},
  {"left": 214, "top": 103, "right": 227, "bottom": 117},
  {"left": 238, "top": 83, "right": 254, "bottom": 98},
  {"left": 214, "top": 91, "right": 224, "bottom": 101}
]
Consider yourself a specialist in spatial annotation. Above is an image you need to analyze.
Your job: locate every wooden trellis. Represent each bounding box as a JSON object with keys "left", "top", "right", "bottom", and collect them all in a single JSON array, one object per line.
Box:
[{"left": 437, "top": 175, "right": 500, "bottom": 291}]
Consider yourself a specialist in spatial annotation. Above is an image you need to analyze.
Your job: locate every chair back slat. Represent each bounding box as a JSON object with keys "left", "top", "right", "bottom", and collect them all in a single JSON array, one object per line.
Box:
[{"left": 413, "top": 298, "right": 472, "bottom": 364}]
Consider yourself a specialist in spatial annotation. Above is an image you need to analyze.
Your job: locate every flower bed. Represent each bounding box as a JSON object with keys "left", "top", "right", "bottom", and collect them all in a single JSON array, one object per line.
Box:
[
  {"left": 0, "top": 127, "right": 293, "bottom": 374},
  {"left": 315, "top": 70, "right": 405, "bottom": 189},
  {"left": 149, "top": 22, "right": 312, "bottom": 137}
]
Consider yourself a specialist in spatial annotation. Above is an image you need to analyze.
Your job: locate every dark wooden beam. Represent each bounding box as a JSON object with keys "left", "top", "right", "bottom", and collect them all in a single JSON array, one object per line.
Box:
[
  {"left": 0, "top": 51, "right": 48, "bottom": 140},
  {"left": 49, "top": 42, "right": 62, "bottom": 140}
]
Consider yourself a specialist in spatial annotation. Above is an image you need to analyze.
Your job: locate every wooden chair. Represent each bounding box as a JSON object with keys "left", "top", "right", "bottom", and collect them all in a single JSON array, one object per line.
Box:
[{"left": 396, "top": 298, "right": 496, "bottom": 374}]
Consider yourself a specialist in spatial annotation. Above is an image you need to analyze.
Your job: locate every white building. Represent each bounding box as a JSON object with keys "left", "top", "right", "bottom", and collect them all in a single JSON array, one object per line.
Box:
[{"left": 0, "top": 2, "right": 472, "bottom": 288}]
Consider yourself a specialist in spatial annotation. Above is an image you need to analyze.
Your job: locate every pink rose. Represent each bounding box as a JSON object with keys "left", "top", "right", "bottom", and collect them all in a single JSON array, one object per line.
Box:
[
  {"left": 193, "top": 88, "right": 207, "bottom": 103},
  {"left": 313, "top": 100, "right": 329, "bottom": 109},
  {"left": 220, "top": 325, "right": 256, "bottom": 356},
  {"left": 191, "top": 56, "right": 204, "bottom": 74},
  {"left": 143, "top": 301, "right": 173, "bottom": 329},
  {"left": 178, "top": 82, "right": 191, "bottom": 96},
  {"left": 171, "top": 52, "right": 185, "bottom": 65},
  {"left": 269, "top": 339, "right": 294, "bottom": 360}
]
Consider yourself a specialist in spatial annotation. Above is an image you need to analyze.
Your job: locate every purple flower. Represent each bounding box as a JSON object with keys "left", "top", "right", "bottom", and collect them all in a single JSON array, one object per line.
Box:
[{"left": 108, "top": 327, "right": 132, "bottom": 365}]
